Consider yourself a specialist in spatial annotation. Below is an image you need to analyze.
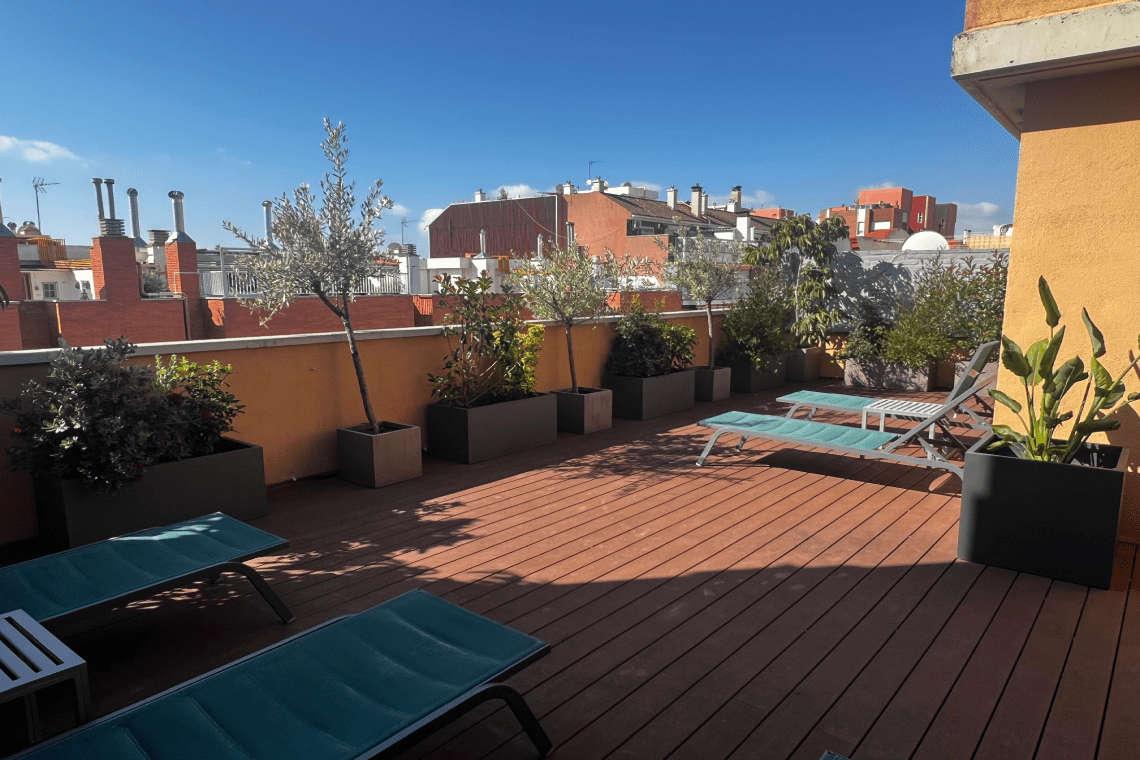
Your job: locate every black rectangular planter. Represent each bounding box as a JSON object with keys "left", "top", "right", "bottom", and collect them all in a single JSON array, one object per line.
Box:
[
  {"left": 958, "top": 438, "right": 1128, "bottom": 589},
  {"left": 553, "top": 388, "right": 612, "bottom": 435},
  {"left": 694, "top": 367, "right": 731, "bottom": 402},
  {"left": 730, "top": 356, "right": 786, "bottom": 394},
  {"left": 34, "top": 438, "right": 268, "bottom": 549},
  {"left": 844, "top": 359, "right": 934, "bottom": 391},
  {"left": 426, "top": 393, "right": 558, "bottom": 464},
  {"left": 602, "top": 369, "right": 696, "bottom": 420},
  {"left": 337, "top": 422, "right": 423, "bottom": 488},
  {"left": 785, "top": 347, "right": 822, "bottom": 382}
]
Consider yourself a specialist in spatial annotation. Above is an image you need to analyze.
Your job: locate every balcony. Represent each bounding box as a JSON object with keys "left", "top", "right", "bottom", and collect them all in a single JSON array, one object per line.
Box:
[{"left": 2, "top": 376, "right": 1134, "bottom": 760}]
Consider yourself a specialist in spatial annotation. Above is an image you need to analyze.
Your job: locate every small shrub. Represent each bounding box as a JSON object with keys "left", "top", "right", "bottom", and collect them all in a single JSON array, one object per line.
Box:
[
  {"left": 837, "top": 302, "right": 892, "bottom": 363},
  {"left": 716, "top": 266, "right": 795, "bottom": 370},
  {"left": 142, "top": 270, "right": 168, "bottom": 294},
  {"left": 605, "top": 297, "right": 693, "bottom": 378},
  {"left": 152, "top": 355, "right": 244, "bottom": 459}
]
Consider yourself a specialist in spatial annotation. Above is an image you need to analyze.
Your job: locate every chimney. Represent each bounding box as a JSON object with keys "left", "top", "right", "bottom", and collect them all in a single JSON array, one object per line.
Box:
[
  {"left": 168, "top": 191, "right": 193, "bottom": 243},
  {"left": 0, "top": 179, "right": 11, "bottom": 237},
  {"left": 126, "top": 188, "right": 147, "bottom": 249},
  {"left": 262, "top": 200, "right": 279, "bottom": 249},
  {"left": 667, "top": 186, "right": 677, "bottom": 210},
  {"left": 691, "top": 185, "right": 702, "bottom": 217},
  {"left": 702, "top": 192, "right": 709, "bottom": 217},
  {"left": 92, "top": 178, "right": 105, "bottom": 220},
  {"left": 91, "top": 178, "right": 125, "bottom": 237},
  {"left": 562, "top": 181, "right": 576, "bottom": 195},
  {"left": 731, "top": 186, "right": 742, "bottom": 205},
  {"left": 474, "top": 189, "right": 486, "bottom": 202},
  {"left": 479, "top": 227, "right": 487, "bottom": 257}
]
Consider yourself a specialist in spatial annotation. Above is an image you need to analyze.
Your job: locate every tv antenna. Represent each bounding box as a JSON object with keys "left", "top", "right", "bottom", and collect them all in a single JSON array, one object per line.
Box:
[
  {"left": 400, "top": 217, "right": 408, "bottom": 245},
  {"left": 32, "top": 177, "right": 59, "bottom": 231},
  {"left": 588, "top": 160, "right": 603, "bottom": 181}
]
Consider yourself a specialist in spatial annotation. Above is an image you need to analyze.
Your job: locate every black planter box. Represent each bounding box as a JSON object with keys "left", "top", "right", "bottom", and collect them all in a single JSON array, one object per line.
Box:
[
  {"left": 34, "top": 438, "right": 268, "bottom": 549},
  {"left": 844, "top": 359, "right": 934, "bottom": 392},
  {"left": 785, "top": 347, "right": 822, "bottom": 382},
  {"left": 553, "top": 388, "right": 612, "bottom": 435},
  {"left": 958, "top": 438, "right": 1128, "bottom": 589},
  {"left": 602, "top": 369, "right": 696, "bottom": 420},
  {"left": 426, "top": 393, "right": 558, "bottom": 464},
  {"left": 337, "top": 422, "right": 423, "bottom": 488},
  {"left": 694, "top": 367, "right": 732, "bottom": 402},
  {"left": 730, "top": 356, "right": 786, "bottom": 394}
]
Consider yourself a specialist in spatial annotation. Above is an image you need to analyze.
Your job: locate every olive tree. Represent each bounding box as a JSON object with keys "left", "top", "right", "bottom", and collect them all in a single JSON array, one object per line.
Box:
[
  {"left": 223, "top": 119, "right": 393, "bottom": 433},
  {"left": 506, "top": 240, "right": 647, "bottom": 393},
  {"left": 661, "top": 230, "right": 743, "bottom": 368}
]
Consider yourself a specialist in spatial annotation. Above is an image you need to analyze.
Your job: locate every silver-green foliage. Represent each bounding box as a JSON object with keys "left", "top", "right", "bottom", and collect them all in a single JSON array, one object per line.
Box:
[
  {"left": 989, "top": 276, "right": 1140, "bottom": 463},
  {"left": 223, "top": 119, "right": 392, "bottom": 433},
  {"left": 662, "top": 231, "right": 742, "bottom": 368},
  {"left": 506, "top": 241, "right": 647, "bottom": 393}
]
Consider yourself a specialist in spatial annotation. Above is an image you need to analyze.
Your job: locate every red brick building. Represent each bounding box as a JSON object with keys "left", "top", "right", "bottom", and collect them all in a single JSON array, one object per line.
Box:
[{"left": 819, "top": 186, "right": 957, "bottom": 241}]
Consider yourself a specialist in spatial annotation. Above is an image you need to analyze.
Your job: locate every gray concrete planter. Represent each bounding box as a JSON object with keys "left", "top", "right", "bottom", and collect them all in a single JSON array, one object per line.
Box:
[
  {"left": 603, "top": 369, "right": 696, "bottom": 420},
  {"left": 34, "top": 438, "right": 268, "bottom": 549},
  {"left": 694, "top": 367, "right": 732, "bottom": 402},
  {"left": 730, "top": 356, "right": 786, "bottom": 394},
  {"left": 337, "top": 422, "right": 423, "bottom": 488},
  {"left": 958, "top": 438, "right": 1127, "bottom": 589},
  {"left": 553, "top": 388, "right": 612, "bottom": 435},
  {"left": 426, "top": 393, "right": 557, "bottom": 464},
  {"left": 844, "top": 359, "right": 934, "bottom": 392},
  {"left": 785, "top": 347, "right": 822, "bottom": 382}
]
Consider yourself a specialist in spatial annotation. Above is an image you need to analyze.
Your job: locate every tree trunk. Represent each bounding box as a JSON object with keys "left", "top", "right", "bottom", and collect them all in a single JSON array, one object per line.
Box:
[
  {"left": 706, "top": 301, "right": 716, "bottom": 368},
  {"left": 341, "top": 298, "right": 379, "bottom": 434},
  {"left": 565, "top": 322, "right": 578, "bottom": 394}
]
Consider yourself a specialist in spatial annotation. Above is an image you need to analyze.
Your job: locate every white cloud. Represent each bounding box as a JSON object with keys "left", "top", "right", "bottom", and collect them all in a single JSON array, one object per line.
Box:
[
  {"left": 628, "top": 181, "right": 662, "bottom": 192},
  {"left": 495, "top": 184, "right": 540, "bottom": 198},
  {"left": 856, "top": 181, "right": 897, "bottom": 192},
  {"left": 388, "top": 202, "right": 410, "bottom": 216},
  {"left": 707, "top": 189, "right": 777, "bottom": 208},
  {"left": 420, "top": 208, "right": 444, "bottom": 231},
  {"left": 0, "top": 135, "right": 80, "bottom": 163},
  {"left": 953, "top": 200, "right": 1009, "bottom": 234}
]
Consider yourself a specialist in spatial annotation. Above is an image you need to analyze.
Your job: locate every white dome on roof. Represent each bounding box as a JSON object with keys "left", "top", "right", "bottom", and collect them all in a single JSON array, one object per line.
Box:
[{"left": 901, "top": 230, "right": 950, "bottom": 251}]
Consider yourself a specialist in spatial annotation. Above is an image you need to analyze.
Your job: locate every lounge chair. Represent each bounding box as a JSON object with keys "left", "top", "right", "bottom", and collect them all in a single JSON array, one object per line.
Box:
[
  {"left": 776, "top": 340, "right": 999, "bottom": 431},
  {"left": 694, "top": 372, "right": 995, "bottom": 476},
  {"left": 0, "top": 513, "right": 294, "bottom": 627},
  {"left": 12, "top": 589, "right": 553, "bottom": 759}
]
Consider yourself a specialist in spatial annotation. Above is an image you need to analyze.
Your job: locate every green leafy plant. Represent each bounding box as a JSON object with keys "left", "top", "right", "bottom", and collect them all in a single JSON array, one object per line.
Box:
[
  {"left": 837, "top": 301, "right": 892, "bottom": 363},
  {"left": 882, "top": 307, "right": 956, "bottom": 369},
  {"left": 505, "top": 240, "right": 647, "bottom": 393},
  {"left": 3, "top": 338, "right": 243, "bottom": 492},
  {"left": 989, "top": 276, "right": 1140, "bottom": 463},
  {"left": 660, "top": 229, "right": 742, "bottom": 368},
  {"left": 743, "top": 214, "right": 848, "bottom": 347},
  {"left": 716, "top": 264, "right": 796, "bottom": 370},
  {"left": 605, "top": 297, "right": 694, "bottom": 378},
  {"left": 427, "top": 273, "right": 543, "bottom": 408}
]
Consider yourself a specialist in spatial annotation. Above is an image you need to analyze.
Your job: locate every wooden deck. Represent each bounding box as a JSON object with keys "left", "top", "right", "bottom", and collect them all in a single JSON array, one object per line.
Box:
[{"left": 4, "top": 381, "right": 1139, "bottom": 760}]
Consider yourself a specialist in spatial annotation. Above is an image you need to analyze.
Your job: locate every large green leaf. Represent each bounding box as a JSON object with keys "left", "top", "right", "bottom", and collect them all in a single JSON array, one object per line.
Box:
[
  {"left": 1001, "top": 335, "right": 1032, "bottom": 378},
  {"left": 1037, "top": 326, "right": 1065, "bottom": 382},
  {"left": 1039, "top": 277, "right": 1061, "bottom": 328},
  {"left": 1082, "top": 308, "right": 1106, "bottom": 358},
  {"left": 1075, "top": 417, "right": 1121, "bottom": 436},
  {"left": 1090, "top": 355, "right": 1113, "bottom": 390},
  {"left": 989, "top": 389, "right": 1022, "bottom": 414},
  {"left": 1025, "top": 339, "right": 1049, "bottom": 385}
]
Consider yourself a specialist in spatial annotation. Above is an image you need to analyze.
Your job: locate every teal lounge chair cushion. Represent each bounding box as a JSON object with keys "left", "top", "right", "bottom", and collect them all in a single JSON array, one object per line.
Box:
[
  {"left": 700, "top": 412, "right": 897, "bottom": 451},
  {"left": 23, "top": 590, "right": 547, "bottom": 760},
  {"left": 0, "top": 514, "right": 286, "bottom": 622},
  {"left": 778, "top": 390, "right": 879, "bottom": 410}
]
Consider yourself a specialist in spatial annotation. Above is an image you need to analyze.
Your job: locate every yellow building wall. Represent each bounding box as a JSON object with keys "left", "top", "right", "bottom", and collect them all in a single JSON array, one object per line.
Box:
[
  {"left": 1001, "top": 67, "right": 1140, "bottom": 542},
  {"left": 964, "top": 0, "right": 1133, "bottom": 30}
]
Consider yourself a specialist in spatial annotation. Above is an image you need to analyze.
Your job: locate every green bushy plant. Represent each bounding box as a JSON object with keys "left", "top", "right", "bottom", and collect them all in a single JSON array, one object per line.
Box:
[
  {"left": 427, "top": 273, "right": 544, "bottom": 408},
  {"left": 605, "top": 297, "right": 694, "bottom": 378},
  {"left": 837, "top": 301, "right": 892, "bottom": 363},
  {"left": 3, "top": 338, "right": 243, "bottom": 492},
  {"left": 716, "top": 265, "right": 795, "bottom": 370}
]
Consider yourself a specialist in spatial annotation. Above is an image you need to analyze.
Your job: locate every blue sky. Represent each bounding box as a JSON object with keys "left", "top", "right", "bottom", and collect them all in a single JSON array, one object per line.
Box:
[{"left": 2, "top": 0, "right": 1017, "bottom": 251}]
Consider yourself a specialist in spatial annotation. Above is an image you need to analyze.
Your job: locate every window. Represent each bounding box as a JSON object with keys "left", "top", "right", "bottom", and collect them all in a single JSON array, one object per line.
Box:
[
  {"left": 902, "top": 211, "right": 909, "bottom": 223},
  {"left": 41, "top": 282, "right": 57, "bottom": 300},
  {"left": 917, "top": 213, "right": 924, "bottom": 224},
  {"left": 566, "top": 222, "right": 575, "bottom": 245},
  {"left": 857, "top": 221, "right": 864, "bottom": 235}
]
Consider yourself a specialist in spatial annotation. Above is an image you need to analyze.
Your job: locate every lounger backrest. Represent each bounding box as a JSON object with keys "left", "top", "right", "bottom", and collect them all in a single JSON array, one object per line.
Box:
[
  {"left": 946, "top": 340, "right": 1000, "bottom": 401},
  {"left": 19, "top": 590, "right": 548, "bottom": 760},
  {"left": 886, "top": 372, "right": 996, "bottom": 451}
]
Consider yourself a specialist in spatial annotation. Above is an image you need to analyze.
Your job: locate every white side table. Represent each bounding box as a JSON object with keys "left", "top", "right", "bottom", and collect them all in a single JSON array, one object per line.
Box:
[{"left": 0, "top": 609, "right": 91, "bottom": 744}]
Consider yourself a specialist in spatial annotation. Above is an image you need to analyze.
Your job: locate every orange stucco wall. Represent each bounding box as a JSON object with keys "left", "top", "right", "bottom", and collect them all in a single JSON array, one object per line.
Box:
[
  {"left": 998, "top": 67, "right": 1140, "bottom": 542},
  {"left": 964, "top": 0, "right": 1132, "bottom": 30},
  {"left": 0, "top": 311, "right": 720, "bottom": 546}
]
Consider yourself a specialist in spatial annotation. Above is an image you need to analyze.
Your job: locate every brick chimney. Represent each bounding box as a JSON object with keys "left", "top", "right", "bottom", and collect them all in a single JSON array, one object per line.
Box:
[
  {"left": 164, "top": 191, "right": 205, "bottom": 338},
  {"left": 731, "top": 186, "right": 742, "bottom": 205},
  {"left": 89, "top": 178, "right": 141, "bottom": 301}
]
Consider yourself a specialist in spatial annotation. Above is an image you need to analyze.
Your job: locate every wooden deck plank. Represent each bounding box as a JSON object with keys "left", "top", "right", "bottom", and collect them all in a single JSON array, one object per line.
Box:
[{"left": 1097, "top": 545, "right": 1140, "bottom": 759}]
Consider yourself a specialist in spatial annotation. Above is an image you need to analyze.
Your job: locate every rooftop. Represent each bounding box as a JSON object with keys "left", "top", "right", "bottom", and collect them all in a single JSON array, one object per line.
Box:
[{"left": 3, "top": 382, "right": 1133, "bottom": 760}]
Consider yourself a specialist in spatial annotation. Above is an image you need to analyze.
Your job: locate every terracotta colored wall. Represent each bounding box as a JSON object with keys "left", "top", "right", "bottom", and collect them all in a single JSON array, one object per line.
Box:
[
  {"left": 52, "top": 299, "right": 186, "bottom": 347},
  {"left": 0, "top": 311, "right": 721, "bottom": 546},
  {"left": 997, "top": 67, "right": 1140, "bottom": 542},
  {"left": 565, "top": 193, "right": 672, "bottom": 264},
  {"left": 206, "top": 295, "right": 415, "bottom": 338},
  {"left": 964, "top": 0, "right": 1131, "bottom": 29}
]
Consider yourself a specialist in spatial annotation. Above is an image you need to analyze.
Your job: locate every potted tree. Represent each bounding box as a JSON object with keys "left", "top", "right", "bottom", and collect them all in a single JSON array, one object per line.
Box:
[
  {"left": 223, "top": 119, "right": 421, "bottom": 489},
  {"left": 3, "top": 338, "right": 261, "bottom": 548},
  {"left": 716, "top": 264, "right": 796, "bottom": 393},
  {"left": 744, "top": 214, "right": 848, "bottom": 380},
  {"left": 602, "top": 298, "right": 697, "bottom": 420},
  {"left": 506, "top": 241, "right": 645, "bottom": 434},
  {"left": 662, "top": 231, "right": 743, "bottom": 401},
  {"left": 426, "top": 272, "right": 555, "bottom": 463},
  {"left": 958, "top": 277, "right": 1140, "bottom": 589}
]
